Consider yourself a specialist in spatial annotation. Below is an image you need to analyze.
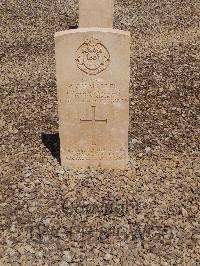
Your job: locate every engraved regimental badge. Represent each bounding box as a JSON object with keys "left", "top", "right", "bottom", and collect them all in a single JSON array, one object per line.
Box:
[{"left": 76, "top": 37, "right": 110, "bottom": 75}]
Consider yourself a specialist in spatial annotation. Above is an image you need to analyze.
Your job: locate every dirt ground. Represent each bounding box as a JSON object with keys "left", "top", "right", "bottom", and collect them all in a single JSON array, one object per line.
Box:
[{"left": 1, "top": 0, "right": 199, "bottom": 265}]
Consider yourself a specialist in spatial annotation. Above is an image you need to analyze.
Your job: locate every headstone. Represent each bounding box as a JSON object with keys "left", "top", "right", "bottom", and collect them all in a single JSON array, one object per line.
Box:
[{"left": 55, "top": 0, "right": 130, "bottom": 169}]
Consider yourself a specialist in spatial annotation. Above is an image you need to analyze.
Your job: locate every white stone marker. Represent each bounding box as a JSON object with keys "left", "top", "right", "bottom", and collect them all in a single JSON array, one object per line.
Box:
[
  {"left": 79, "top": 0, "right": 114, "bottom": 28},
  {"left": 55, "top": 0, "right": 130, "bottom": 169}
]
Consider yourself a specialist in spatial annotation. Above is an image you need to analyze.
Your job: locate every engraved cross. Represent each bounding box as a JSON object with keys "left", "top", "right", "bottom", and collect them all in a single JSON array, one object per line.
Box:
[{"left": 80, "top": 105, "right": 107, "bottom": 145}]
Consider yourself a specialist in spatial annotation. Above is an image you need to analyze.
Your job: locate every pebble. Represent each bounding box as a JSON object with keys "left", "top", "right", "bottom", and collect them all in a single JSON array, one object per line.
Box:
[
  {"left": 104, "top": 254, "right": 113, "bottom": 261},
  {"left": 145, "top": 147, "right": 151, "bottom": 154},
  {"left": 24, "top": 245, "right": 35, "bottom": 254},
  {"left": 24, "top": 172, "right": 32, "bottom": 178},
  {"left": 56, "top": 169, "right": 65, "bottom": 175},
  {"left": 131, "top": 138, "right": 138, "bottom": 145},
  {"left": 59, "top": 261, "right": 69, "bottom": 266},
  {"left": 43, "top": 218, "right": 51, "bottom": 226},
  {"left": 181, "top": 208, "right": 188, "bottom": 217},
  {"left": 62, "top": 251, "right": 73, "bottom": 263}
]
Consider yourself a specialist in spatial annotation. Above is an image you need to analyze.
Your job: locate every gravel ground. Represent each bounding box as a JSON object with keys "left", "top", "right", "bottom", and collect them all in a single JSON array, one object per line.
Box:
[{"left": 1, "top": 0, "right": 200, "bottom": 265}]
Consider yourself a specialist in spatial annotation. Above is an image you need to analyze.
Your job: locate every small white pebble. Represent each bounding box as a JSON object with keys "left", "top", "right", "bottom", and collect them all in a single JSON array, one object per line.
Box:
[
  {"left": 104, "top": 253, "right": 113, "bottom": 261},
  {"left": 145, "top": 147, "right": 151, "bottom": 153},
  {"left": 131, "top": 138, "right": 138, "bottom": 144}
]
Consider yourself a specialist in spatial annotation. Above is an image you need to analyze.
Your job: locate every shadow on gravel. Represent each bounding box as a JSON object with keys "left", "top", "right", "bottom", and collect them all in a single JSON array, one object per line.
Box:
[
  {"left": 41, "top": 133, "right": 61, "bottom": 164},
  {"left": 69, "top": 25, "right": 78, "bottom": 29}
]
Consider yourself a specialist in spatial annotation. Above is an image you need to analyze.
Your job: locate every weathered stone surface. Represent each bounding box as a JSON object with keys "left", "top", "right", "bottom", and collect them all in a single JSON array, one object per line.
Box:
[
  {"left": 79, "top": 0, "right": 113, "bottom": 28},
  {"left": 55, "top": 28, "right": 130, "bottom": 169}
]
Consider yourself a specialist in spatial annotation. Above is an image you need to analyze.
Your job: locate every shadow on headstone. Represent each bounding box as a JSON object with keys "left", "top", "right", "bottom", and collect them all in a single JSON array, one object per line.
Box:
[
  {"left": 41, "top": 133, "right": 61, "bottom": 164},
  {"left": 69, "top": 25, "right": 78, "bottom": 29}
]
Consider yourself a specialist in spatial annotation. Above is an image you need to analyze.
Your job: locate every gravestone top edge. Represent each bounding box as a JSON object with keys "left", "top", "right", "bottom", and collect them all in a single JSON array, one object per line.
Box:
[{"left": 55, "top": 28, "right": 130, "bottom": 38}]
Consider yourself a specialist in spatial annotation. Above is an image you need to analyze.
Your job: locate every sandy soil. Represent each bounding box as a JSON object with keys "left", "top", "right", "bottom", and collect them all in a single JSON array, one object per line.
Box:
[{"left": 1, "top": 0, "right": 200, "bottom": 265}]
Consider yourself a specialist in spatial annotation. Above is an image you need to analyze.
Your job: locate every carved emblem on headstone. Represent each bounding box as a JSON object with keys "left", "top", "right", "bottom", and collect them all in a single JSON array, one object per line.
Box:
[{"left": 76, "top": 37, "right": 110, "bottom": 75}]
